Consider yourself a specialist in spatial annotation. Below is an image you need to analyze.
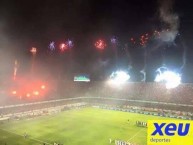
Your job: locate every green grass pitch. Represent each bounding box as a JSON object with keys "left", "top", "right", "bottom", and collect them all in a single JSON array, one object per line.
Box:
[{"left": 0, "top": 107, "right": 172, "bottom": 145}]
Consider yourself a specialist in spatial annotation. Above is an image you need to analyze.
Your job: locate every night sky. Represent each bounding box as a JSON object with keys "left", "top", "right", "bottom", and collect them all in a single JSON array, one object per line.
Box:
[{"left": 0, "top": 0, "right": 193, "bottom": 82}]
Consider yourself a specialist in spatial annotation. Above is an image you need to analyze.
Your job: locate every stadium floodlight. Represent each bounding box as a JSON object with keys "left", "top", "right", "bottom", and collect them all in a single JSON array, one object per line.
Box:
[
  {"left": 155, "top": 70, "right": 181, "bottom": 89},
  {"left": 108, "top": 70, "right": 130, "bottom": 86},
  {"left": 164, "top": 71, "right": 181, "bottom": 89}
]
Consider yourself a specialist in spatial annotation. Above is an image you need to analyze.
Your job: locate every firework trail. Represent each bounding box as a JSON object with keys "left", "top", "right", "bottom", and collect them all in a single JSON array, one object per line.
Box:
[
  {"left": 123, "top": 44, "right": 133, "bottom": 70},
  {"left": 13, "top": 60, "right": 18, "bottom": 80},
  {"left": 179, "top": 36, "right": 187, "bottom": 70},
  {"left": 139, "top": 0, "right": 179, "bottom": 81},
  {"left": 140, "top": 47, "right": 148, "bottom": 82},
  {"left": 30, "top": 47, "right": 37, "bottom": 75},
  {"left": 111, "top": 36, "right": 118, "bottom": 68},
  {"left": 156, "top": 65, "right": 168, "bottom": 74}
]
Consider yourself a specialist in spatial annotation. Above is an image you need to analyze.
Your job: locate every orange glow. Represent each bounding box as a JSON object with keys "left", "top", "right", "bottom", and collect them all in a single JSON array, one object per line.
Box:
[
  {"left": 41, "top": 85, "right": 45, "bottom": 89},
  {"left": 12, "top": 91, "right": 17, "bottom": 95},
  {"left": 60, "top": 43, "right": 68, "bottom": 52},
  {"left": 9, "top": 78, "right": 50, "bottom": 100},
  {"left": 33, "top": 91, "right": 39, "bottom": 96},
  {"left": 26, "top": 93, "right": 30, "bottom": 97},
  {"left": 30, "top": 47, "right": 37, "bottom": 54},
  {"left": 95, "top": 39, "right": 106, "bottom": 50}
]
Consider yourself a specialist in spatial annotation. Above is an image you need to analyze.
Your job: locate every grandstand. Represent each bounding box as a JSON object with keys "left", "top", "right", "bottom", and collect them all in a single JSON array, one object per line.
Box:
[{"left": 2, "top": 82, "right": 193, "bottom": 105}]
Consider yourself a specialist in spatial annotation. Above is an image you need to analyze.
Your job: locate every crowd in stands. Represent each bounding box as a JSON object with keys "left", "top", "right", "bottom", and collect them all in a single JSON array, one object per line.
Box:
[
  {"left": 0, "top": 102, "right": 87, "bottom": 121},
  {"left": 0, "top": 98, "right": 85, "bottom": 115},
  {"left": 86, "top": 82, "right": 193, "bottom": 105},
  {"left": 0, "top": 82, "right": 193, "bottom": 113}
]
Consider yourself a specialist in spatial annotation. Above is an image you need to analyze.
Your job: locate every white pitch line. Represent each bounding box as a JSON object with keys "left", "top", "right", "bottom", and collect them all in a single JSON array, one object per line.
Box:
[
  {"left": 0, "top": 128, "right": 52, "bottom": 145},
  {"left": 127, "top": 128, "right": 145, "bottom": 142}
]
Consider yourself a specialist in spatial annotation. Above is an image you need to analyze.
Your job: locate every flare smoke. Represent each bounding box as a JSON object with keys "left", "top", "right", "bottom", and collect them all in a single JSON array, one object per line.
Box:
[{"left": 158, "top": 0, "right": 179, "bottom": 42}]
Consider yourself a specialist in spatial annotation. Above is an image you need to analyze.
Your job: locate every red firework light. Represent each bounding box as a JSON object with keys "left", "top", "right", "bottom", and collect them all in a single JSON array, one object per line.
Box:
[
  {"left": 95, "top": 39, "right": 106, "bottom": 50},
  {"left": 59, "top": 43, "right": 68, "bottom": 52},
  {"left": 9, "top": 78, "right": 49, "bottom": 100},
  {"left": 30, "top": 47, "right": 37, "bottom": 54}
]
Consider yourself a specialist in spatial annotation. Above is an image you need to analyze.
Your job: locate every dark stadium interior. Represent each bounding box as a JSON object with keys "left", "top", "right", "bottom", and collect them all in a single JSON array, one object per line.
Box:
[{"left": 0, "top": 0, "right": 193, "bottom": 144}]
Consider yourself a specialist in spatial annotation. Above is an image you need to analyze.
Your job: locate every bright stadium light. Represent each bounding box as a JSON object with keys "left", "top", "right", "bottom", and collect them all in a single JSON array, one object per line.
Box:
[
  {"left": 155, "top": 70, "right": 181, "bottom": 89},
  {"left": 108, "top": 70, "right": 130, "bottom": 86},
  {"left": 164, "top": 71, "right": 181, "bottom": 89}
]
